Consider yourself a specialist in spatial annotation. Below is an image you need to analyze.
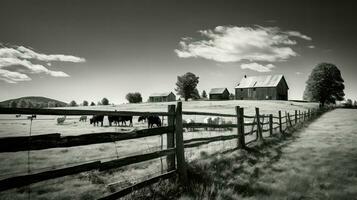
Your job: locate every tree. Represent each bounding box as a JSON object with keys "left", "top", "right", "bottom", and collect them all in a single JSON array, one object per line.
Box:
[
  {"left": 192, "top": 89, "right": 200, "bottom": 100},
  {"left": 303, "top": 63, "right": 345, "bottom": 107},
  {"left": 90, "top": 102, "right": 95, "bottom": 106},
  {"left": 126, "top": 92, "right": 143, "bottom": 103},
  {"left": 27, "top": 101, "right": 34, "bottom": 108},
  {"left": 83, "top": 100, "right": 89, "bottom": 106},
  {"left": 48, "top": 101, "right": 56, "bottom": 107},
  {"left": 101, "top": 98, "right": 109, "bottom": 105},
  {"left": 354, "top": 100, "right": 357, "bottom": 108},
  {"left": 69, "top": 100, "right": 78, "bottom": 107},
  {"left": 201, "top": 90, "right": 207, "bottom": 99},
  {"left": 345, "top": 99, "right": 353, "bottom": 108},
  {"left": 175, "top": 72, "right": 199, "bottom": 101},
  {"left": 17, "top": 100, "right": 27, "bottom": 108},
  {"left": 9, "top": 101, "right": 17, "bottom": 108}
]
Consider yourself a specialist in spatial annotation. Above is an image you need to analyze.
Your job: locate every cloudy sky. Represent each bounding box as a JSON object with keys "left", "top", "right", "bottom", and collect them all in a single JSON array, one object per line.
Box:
[{"left": 1, "top": 0, "right": 357, "bottom": 104}]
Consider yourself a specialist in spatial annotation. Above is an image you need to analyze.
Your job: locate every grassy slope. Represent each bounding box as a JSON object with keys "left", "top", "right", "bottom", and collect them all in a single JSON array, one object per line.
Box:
[{"left": 0, "top": 100, "right": 318, "bottom": 200}]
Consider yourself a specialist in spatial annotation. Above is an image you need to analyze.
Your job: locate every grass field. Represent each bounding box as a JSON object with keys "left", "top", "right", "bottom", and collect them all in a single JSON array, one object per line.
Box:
[
  {"left": 139, "top": 108, "right": 356, "bottom": 200},
  {"left": 0, "top": 100, "right": 318, "bottom": 200}
]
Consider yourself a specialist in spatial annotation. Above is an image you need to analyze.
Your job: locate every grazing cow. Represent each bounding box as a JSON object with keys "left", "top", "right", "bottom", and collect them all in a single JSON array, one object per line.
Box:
[
  {"left": 79, "top": 116, "right": 87, "bottom": 122},
  {"left": 108, "top": 115, "right": 120, "bottom": 126},
  {"left": 57, "top": 116, "right": 66, "bottom": 124},
  {"left": 138, "top": 116, "right": 147, "bottom": 123},
  {"left": 147, "top": 116, "right": 161, "bottom": 128},
  {"left": 90, "top": 115, "right": 104, "bottom": 126},
  {"left": 118, "top": 116, "right": 133, "bottom": 127}
]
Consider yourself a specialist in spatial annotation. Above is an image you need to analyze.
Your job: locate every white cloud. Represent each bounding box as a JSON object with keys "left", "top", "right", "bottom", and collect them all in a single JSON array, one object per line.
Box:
[
  {"left": 0, "top": 69, "right": 31, "bottom": 83},
  {"left": 295, "top": 72, "right": 303, "bottom": 75},
  {"left": 175, "top": 25, "right": 312, "bottom": 63},
  {"left": 307, "top": 45, "right": 315, "bottom": 49},
  {"left": 241, "top": 63, "right": 275, "bottom": 72},
  {"left": 0, "top": 44, "right": 85, "bottom": 83}
]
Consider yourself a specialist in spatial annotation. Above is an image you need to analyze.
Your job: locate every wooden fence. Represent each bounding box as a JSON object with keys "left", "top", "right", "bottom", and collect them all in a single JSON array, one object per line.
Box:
[{"left": 0, "top": 103, "right": 331, "bottom": 199}]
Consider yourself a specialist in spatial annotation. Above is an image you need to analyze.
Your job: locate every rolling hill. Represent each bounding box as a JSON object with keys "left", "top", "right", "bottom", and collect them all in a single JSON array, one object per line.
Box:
[{"left": 0, "top": 96, "right": 68, "bottom": 108}]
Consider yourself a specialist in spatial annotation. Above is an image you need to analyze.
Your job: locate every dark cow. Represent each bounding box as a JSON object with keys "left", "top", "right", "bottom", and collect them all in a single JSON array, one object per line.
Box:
[
  {"left": 147, "top": 116, "right": 161, "bottom": 128},
  {"left": 119, "top": 116, "right": 133, "bottom": 127},
  {"left": 90, "top": 115, "right": 104, "bottom": 126},
  {"left": 138, "top": 116, "right": 147, "bottom": 123},
  {"left": 79, "top": 116, "right": 87, "bottom": 122},
  {"left": 108, "top": 115, "right": 120, "bottom": 126},
  {"left": 108, "top": 115, "right": 133, "bottom": 127}
]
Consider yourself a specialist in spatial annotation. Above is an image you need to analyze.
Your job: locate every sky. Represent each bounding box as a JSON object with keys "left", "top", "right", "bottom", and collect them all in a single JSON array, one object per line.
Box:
[{"left": 0, "top": 0, "right": 357, "bottom": 104}]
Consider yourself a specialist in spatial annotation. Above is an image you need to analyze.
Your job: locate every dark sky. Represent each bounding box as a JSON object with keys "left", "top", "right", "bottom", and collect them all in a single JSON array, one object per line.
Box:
[{"left": 1, "top": 0, "right": 356, "bottom": 103}]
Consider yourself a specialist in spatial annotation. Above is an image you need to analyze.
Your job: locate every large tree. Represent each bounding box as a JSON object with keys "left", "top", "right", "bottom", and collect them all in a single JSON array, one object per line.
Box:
[
  {"left": 126, "top": 92, "right": 143, "bottom": 103},
  {"left": 101, "top": 98, "right": 109, "bottom": 105},
  {"left": 303, "top": 63, "right": 345, "bottom": 107},
  {"left": 175, "top": 72, "right": 199, "bottom": 101},
  {"left": 69, "top": 100, "right": 78, "bottom": 107}
]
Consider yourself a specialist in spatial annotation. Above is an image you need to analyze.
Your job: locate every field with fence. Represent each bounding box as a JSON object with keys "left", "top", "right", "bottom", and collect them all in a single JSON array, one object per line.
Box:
[{"left": 0, "top": 100, "right": 319, "bottom": 200}]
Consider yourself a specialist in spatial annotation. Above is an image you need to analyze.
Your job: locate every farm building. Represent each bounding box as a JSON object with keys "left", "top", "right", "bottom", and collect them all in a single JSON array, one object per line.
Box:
[
  {"left": 235, "top": 75, "right": 289, "bottom": 100},
  {"left": 209, "top": 88, "right": 230, "bottom": 100},
  {"left": 148, "top": 92, "right": 176, "bottom": 102}
]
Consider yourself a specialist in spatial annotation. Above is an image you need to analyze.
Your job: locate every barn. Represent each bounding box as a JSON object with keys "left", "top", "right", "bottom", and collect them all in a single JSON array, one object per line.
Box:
[
  {"left": 235, "top": 75, "right": 289, "bottom": 100},
  {"left": 209, "top": 88, "right": 230, "bottom": 100},
  {"left": 148, "top": 92, "right": 176, "bottom": 102}
]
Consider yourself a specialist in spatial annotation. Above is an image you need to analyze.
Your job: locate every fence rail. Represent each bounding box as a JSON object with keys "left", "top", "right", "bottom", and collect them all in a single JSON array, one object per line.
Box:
[
  {"left": 0, "top": 103, "right": 332, "bottom": 199},
  {"left": 0, "top": 126, "right": 174, "bottom": 152}
]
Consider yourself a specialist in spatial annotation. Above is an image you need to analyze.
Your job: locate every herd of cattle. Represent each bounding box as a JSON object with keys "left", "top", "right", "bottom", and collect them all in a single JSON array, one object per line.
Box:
[
  {"left": 80, "top": 115, "right": 162, "bottom": 128},
  {"left": 54, "top": 115, "right": 233, "bottom": 132}
]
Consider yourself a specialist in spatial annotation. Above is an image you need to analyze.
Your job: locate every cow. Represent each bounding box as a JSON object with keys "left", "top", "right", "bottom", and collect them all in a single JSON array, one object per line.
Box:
[
  {"left": 90, "top": 115, "right": 104, "bottom": 126},
  {"left": 57, "top": 116, "right": 66, "bottom": 124},
  {"left": 138, "top": 116, "right": 147, "bottom": 123},
  {"left": 108, "top": 115, "right": 120, "bottom": 126},
  {"left": 118, "top": 116, "right": 133, "bottom": 127},
  {"left": 79, "top": 116, "right": 87, "bottom": 122}
]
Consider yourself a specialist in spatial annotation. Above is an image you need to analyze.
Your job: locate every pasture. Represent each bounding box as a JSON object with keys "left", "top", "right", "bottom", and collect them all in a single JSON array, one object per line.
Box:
[{"left": 0, "top": 100, "right": 318, "bottom": 200}]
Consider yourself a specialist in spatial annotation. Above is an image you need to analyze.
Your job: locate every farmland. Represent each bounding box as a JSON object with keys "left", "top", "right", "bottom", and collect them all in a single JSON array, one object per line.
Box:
[{"left": 0, "top": 100, "right": 318, "bottom": 200}]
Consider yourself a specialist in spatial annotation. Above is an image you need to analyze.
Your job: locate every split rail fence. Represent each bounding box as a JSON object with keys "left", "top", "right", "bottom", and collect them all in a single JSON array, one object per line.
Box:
[{"left": 0, "top": 103, "right": 331, "bottom": 199}]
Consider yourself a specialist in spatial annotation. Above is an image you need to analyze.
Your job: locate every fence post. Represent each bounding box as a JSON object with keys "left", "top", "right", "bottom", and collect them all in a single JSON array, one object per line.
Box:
[
  {"left": 278, "top": 110, "right": 283, "bottom": 134},
  {"left": 269, "top": 114, "right": 273, "bottom": 136},
  {"left": 175, "top": 101, "right": 188, "bottom": 185},
  {"left": 295, "top": 110, "right": 297, "bottom": 125},
  {"left": 236, "top": 106, "right": 245, "bottom": 149},
  {"left": 287, "top": 112, "right": 293, "bottom": 128},
  {"left": 299, "top": 110, "right": 301, "bottom": 122},
  {"left": 308, "top": 109, "right": 311, "bottom": 119},
  {"left": 255, "top": 107, "right": 263, "bottom": 142},
  {"left": 167, "top": 105, "right": 176, "bottom": 172}
]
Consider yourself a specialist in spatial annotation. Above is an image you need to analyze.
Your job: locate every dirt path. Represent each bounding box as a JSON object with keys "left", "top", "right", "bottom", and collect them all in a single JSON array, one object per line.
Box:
[{"left": 250, "top": 109, "right": 357, "bottom": 200}]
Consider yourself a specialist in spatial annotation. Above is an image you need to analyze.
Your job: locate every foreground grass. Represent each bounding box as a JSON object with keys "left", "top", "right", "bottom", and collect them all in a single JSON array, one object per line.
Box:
[{"left": 128, "top": 109, "right": 357, "bottom": 200}]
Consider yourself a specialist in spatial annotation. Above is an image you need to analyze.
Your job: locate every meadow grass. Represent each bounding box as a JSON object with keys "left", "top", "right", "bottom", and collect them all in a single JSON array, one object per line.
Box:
[{"left": 0, "top": 100, "right": 318, "bottom": 199}]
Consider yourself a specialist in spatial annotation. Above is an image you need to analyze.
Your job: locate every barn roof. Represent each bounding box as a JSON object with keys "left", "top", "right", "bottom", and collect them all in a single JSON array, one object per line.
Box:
[
  {"left": 149, "top": 92, "right": 174, "bottom": 97},
  {"left": 209, "top": 88, "right": 228, "bottom": 94},
  {"left": 235, "top": 75, "right": 288, "bottom": 89}
]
